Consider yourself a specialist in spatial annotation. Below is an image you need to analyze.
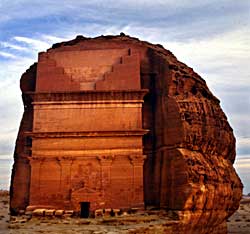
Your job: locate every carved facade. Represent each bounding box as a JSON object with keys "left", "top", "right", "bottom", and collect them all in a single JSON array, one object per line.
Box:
[{"left": 11, "top": 35, "right": 242, "bottom": 233}]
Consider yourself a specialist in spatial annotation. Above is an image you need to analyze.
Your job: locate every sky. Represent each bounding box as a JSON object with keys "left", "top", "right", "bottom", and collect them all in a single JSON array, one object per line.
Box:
[{"left": 0, "top": 0, "right": 249, "bottom": 192}]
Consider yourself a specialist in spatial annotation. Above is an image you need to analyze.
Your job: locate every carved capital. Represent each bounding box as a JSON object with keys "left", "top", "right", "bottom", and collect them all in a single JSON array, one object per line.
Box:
[
  {"left": 129, "top": 155, "right": 146, "bottom": 165},
  {"left": 59, "top": 156, "right": 75, "bottom": 164},
  {"left": 29, "top": 157, "right": 45, "bottom": 166},
  {"left": 97, "top": 155, "right": 114, "bottom": 165}
]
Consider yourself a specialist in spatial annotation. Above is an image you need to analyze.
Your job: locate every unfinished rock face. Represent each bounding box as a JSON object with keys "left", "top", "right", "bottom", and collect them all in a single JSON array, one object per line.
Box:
[{"left": 10, "top": 34, "right": 242, "bottom": 233}]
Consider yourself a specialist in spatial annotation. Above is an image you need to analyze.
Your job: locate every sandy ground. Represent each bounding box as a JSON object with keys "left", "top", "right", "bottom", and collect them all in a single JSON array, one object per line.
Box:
[
  {"left": 0, "top": 190, "right": 177, "bottom": 234},
  {"left": 0, "top": 190, "right": 250, "bottom": 234},
  {"left": 227, "top": 197, "right": 250, "bottom": 234},
  {"left": 0, "top": 191, "right": 9, "bottom": 233}
]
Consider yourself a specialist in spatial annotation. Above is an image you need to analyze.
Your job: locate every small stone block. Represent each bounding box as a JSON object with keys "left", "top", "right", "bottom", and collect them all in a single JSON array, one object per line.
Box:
[
  {"left": 64, "top": 210, "right": 74, "bottom": 215},
  {"left": 94, "top": 209, "right": 103, "bottom": 218},
  {"left": 32, "top": 209, "right": 46, "bottom": 216},
  {"left": 45, "top": 209, "right": 55, "bottom": 216},
  {"left": 122, "top": 211, "right": 128, "bottom": 216},
  {"left": 26, "top": 206, "right": 37, "bottom": 211},
  {"left": 55, "top": 210, "right": 64, "bottom": 217},
  {"left": 104, "top": 208, "right": 112, "bottom": 217},
  {"left": 113, "top": 209, "right": 120, "bottom": 216}
]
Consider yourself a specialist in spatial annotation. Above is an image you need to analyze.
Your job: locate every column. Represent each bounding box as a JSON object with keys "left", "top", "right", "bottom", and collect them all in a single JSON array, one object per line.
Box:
[
  {"left": 129, "top": 155, "right": 146, "bottom": 208},
  {"left": 59, "top": 157, "right": 74, "bottom": 203},
  {"left": 97, "top": 155, "right": 114, "bottom": 208},
  {"left": 29, "top": 157, "right": 43, "bottom": 206}
]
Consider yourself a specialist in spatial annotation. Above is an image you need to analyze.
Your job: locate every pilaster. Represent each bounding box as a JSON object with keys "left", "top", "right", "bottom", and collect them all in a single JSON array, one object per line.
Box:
[{"left": 129, "top": 155, "right": 146, "bottom": 207}]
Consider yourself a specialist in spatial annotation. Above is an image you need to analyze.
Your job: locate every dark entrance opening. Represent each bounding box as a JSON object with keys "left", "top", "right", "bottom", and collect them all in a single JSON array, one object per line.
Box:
[{"left": 80, "top": 202, "right": 90, "bottom": 218}]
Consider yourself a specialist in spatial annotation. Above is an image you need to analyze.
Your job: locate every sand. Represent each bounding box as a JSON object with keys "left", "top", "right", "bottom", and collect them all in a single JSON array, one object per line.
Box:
[
  {"left": 0, "top": 190, "right": 9, "bottom": 233},
  {"left": 1, "top": 190, "right": 249, "bottom": 234},
  {"left": 0, "top": 190, "right": 176, "bottom": 234},
  {"left": 227, "top": 197, "right": 250, "bottom": 234}
]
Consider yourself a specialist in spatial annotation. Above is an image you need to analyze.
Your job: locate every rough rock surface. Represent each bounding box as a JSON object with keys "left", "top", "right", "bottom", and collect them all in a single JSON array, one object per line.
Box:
[{"left": 10, "top": 34, "right": 242, "bottom": 234}]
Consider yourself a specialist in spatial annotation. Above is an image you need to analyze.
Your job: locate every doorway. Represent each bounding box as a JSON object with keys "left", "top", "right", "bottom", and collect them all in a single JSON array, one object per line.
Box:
[{"left": 80, "top": 202, "right": 90, "bottom": 218}]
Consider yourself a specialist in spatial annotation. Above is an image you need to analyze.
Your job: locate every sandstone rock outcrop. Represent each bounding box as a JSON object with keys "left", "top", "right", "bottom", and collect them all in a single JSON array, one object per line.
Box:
[{"left": 10, "top": 34, "right": 242, "bottom": 233}]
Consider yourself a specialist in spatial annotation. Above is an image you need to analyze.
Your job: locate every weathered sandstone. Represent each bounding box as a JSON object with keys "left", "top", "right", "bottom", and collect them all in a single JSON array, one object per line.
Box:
[{"left": 10, "top": 34, "right": 242, "bottom": 233}]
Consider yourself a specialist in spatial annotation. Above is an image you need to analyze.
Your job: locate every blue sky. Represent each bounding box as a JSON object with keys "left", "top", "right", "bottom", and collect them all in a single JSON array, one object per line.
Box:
[{"left": 0, "top": 0, "right": 249, "bottom": 192}]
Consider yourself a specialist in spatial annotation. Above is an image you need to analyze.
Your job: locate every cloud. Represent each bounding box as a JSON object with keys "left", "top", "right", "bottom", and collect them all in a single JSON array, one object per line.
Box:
[
  {"left": 41, "top": 35, "right": 69, "bottom": 44},
  {"left": 236, "top": 138, "right": 250, "bottom": 156},
  {"left": 235, "top": 163, "right": 250, "bottom": 169},
  {"left": 0, "top": 52, "right": 36, "bottom": 159},
  {"left": 0, "top": 33, "right": 75, "bottom": 159},
  {"left": 0, "top": 41, "right": 28, "bottom": 51},
  {"left": 0, "top": 1, "right": 249, "bottom": 43},
  {"left": 0, "top": 51, "right": 17, "bottom": 59},
  {"left": 160, "top": 27, "right": 250, "bottom": 76},
  {"left": 13, "top": 36, "right": 51, "bottom": 51},
  {"left": 1, "top": 1, "right": 249, "bottom": 21},
  {"left": 238, "top": 138, "right": 250, "bottom": 147},
  {"left": 234, "top": 157, "right": 250, "bottom": 193}
]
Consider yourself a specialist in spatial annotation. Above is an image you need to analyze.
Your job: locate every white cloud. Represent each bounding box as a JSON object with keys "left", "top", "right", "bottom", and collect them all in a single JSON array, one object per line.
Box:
[
  {"left": 235, "top": 163, "right": 250, "bottom": 169},
  {"left": 235, "top": 158, "right": 250, "bottom": 167},
  {"left": 0, "top": 33, "right": 75, "bottom": 158},
  {"left": 0, "top": 54, "right": 36, "bottom": 158},
  {"left": 161, "top": 28, "right": 250, "bottom": 79},
  {"left": 0, "top": 41, "right": 29, "bottom": 51},
  {"left": 234, "top": 157, "right": 250, "bottom": 193},
  {"left": 238, "top": 138, "right": 250, "bottom": 148},
  {"left": 0, "top": 0, "right": 249, "bottom": 38},
  {"left": 0, "top": 51, "right": 17, "bottom": 59},
  {"left": 41, "top": 35, "right": 69, "bottom": 44},
  {"left": 14, "top": 36, "right": 50, "bottom": 52}
]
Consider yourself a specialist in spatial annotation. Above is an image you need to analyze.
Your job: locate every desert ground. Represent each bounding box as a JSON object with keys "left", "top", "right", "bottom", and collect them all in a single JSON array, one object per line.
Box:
[
  {"left": 227, "top": 196, "right": 250, "bottom": 234},
  {"left": 0, "top": 190, "right": 177, "bottom": 234},
  {"left": 0, "top": 190, "right": 249, "bottom": 234}
]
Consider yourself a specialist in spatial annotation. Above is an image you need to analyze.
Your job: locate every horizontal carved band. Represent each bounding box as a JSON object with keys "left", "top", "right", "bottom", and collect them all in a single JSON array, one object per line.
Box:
[
  {"left": 24, "top": 130, "right": 149, "bottom": 138},
  {"left": 24, "top": 89, "right": 149, "bottom": 103}
]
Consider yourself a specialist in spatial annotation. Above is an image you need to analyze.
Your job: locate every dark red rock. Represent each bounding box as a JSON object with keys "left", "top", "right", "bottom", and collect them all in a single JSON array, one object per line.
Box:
[{"left": 10, "top": 34, "right": 242, "bottom": 233}]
